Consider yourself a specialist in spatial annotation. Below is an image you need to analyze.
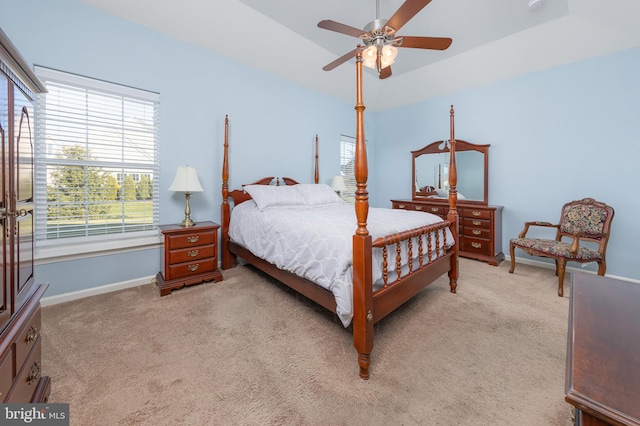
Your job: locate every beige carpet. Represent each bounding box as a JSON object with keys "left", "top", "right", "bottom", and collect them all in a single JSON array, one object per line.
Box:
[{"left": 41, "top": 258, "right": 574, "bottom": 426}]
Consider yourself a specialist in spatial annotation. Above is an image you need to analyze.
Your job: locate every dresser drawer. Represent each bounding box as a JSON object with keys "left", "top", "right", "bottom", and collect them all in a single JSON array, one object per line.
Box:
[
  {"left": 16, "top": 307, "right": 41, "bottom": 365},
  {"left": 6, "top": 337, "right": 41, "bottom": 403},
  {"left": 392, "top": 201, "right": 411, "bottom": 210},
  {"left": 167, "top": 230, "right": 215, "bottom": 250},
  {"left": 0, "top": 347, "right": 14, "bottom": 401},
  {"left": 463, "top": 217, "right": 490, "bottom": 230},
  {"left": 462, "top": 237, "right": 492, "bottom": 256},
  {"left": 166, "top": 257, "right": 216, "bottom": 281},
  {"left": 419, "top": 204, "right": 447, "bottom": 216},
  {"left": 461, "top": 208, "right": 491, "bottom": 220},
  {"left": 464, "top": 227, "right": 491, "bottom": 239},
  {"left": 168, "top": 244, "right": 216, "bottom": 264}
]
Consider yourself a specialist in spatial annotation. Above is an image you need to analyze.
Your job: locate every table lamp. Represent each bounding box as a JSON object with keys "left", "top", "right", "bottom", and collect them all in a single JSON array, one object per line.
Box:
[{"left": 168, "top": 165, "right": 204, "bottom": 227}]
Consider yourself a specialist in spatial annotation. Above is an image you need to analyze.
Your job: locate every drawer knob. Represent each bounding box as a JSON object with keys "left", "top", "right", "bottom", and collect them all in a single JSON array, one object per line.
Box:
[
  {"left": 472, "top": 220, "right": 481, "bottom": 226},
  {"left": 430, "top": 208, "right": 438, "bottom": 212},
  {"left": 25, "top": 325, "right": 38, "bottom": 344},
  {"left": 398, "top": 204, "right": 406, "bottom": 209},
  {"left": 27, "top": 361, "right": 41, "bottom": 385},
  {"left": 187, "top": 235, "right": 200, "bottom": 243},
  {"left": 472, "top": 211, "right": 482, "bottom": 217},
  {"left": 471, "top": 242, "right": 482, "bottom": 249},
  {"left": 415, "top": 206, "right": 423, "bottom": 211},
  {"left": 187, "top": 249, "right": 199, "bottom": 257},
  {"left": 187, "top": 263, "right": 200, "bottom": 272},
  {"left": 472, "top": 230, "right": 481, "bottom": 235}
]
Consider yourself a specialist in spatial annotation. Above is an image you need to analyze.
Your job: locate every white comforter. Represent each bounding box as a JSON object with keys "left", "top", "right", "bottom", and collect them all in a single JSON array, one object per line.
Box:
[{"left": 229, "top": 201, "right": 454, "bottom": 326}]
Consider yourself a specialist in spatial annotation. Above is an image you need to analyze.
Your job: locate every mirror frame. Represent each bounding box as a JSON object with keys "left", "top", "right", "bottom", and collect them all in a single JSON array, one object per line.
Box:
[{"left": 412, "top": 139, "right": 490, "bottom": 205}]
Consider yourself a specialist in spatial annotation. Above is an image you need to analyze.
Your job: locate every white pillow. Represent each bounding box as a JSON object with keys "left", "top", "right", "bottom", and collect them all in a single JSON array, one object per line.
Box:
[
  {"left": 434, "top": 188, "right": 466, "bottom": 199},
  {"left": 295, "top": 183, "right": 344, "bottom": 207},
  {"left": 243, "top": 185, "right": 307, "bottom": 211},
  {"left": 434, "top": 188, "right": 448, "bottom": 197}
]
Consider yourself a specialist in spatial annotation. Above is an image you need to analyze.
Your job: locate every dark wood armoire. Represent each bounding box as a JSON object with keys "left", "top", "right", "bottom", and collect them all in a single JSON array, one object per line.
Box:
[{"left": 0, "top": 27, "right": 51, "bottom": 403}]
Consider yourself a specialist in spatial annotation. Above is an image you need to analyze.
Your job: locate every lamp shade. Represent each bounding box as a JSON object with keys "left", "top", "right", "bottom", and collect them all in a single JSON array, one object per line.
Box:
[
  {"left": 168, "top": 166, "right": 203, "bottom": 193},
  {"left": 331, "top": 175, "right": 348, "bottom": 192}
]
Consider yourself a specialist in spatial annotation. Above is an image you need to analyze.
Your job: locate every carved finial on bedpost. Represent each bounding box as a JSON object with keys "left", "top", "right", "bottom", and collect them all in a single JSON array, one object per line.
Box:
[
  {"left": 314, "top": 134, "right": 319, "bottom": 184},
  {"left": 354, "top": 45, "right": 369, "bottom": 237}
]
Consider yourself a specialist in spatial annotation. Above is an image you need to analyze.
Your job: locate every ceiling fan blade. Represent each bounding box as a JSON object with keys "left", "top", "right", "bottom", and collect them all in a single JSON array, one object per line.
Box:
[
  {"left": 386, "top": 0, "right": 432, "bottom": 33},
  {"left": 379, "top": 66, "right": 392, "bottom": 79},
  {"left": 322, "top": 48, "right": 358, "bottom": 71},
  {"left": 317, "top": 20, "right": 366, "bottom": 38},
  {"left": 400, "top": 36, "right": 452, "bottom": 50}
]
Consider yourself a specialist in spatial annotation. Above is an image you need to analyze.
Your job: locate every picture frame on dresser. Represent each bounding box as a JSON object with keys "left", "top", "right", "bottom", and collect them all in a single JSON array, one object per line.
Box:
[{"left": 392, "top": 139, "right": 504, "bottom": 265}]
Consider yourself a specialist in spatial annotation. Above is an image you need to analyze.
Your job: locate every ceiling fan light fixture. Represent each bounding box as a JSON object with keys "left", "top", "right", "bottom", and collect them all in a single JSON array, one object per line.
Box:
[
  {"left": 363, "top": 45, "right": 378, "bottom": 69},
  {"left": 381, "top": 44, "right": 398, "bottom": 65}
]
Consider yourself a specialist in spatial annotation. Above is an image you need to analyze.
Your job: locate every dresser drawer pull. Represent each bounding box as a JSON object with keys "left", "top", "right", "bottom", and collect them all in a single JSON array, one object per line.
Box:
[
  {"left": 25, "top": 325, "right": 38, "bottom": 344},
  {"left": 187, "top": 249, "right": 199, "bottom": 257},
  {"left": 430, "top": 207, "right": 439, "bottom": 212},
  {"left": 471, "top": 242, "right": 482, "bottom": 249},
  {"left": 187, "top": 235, "right": 200, "bottom": 243},
  {"left": 472, "top": 211, "right": 482, "bottom": 217},
  {"left": 27, "top": 361, "right": 41, "bottom": 385},
  {"left": 188, "top": 263, "right": 200, "bottom": 272},
  {"left": 397, "top": 204, "right": 406, "bottom": 209},
  {"left": 472, "top": 230, "right": 481, "bottom": 235},
  {"left": 473, "top": 220, "right": 482, "bottom": 226},
  {"left": 414, "top": 206, "right": 423, "bottom": 211}
]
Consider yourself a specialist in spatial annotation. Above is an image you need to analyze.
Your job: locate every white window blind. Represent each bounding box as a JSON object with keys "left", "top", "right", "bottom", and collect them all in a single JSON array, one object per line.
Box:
[
  {"left": 34, "top": 66, "right": 159, "bottom": 246},
  {"left": 340, "top": 135, "right": 356, "bottom": 203}
]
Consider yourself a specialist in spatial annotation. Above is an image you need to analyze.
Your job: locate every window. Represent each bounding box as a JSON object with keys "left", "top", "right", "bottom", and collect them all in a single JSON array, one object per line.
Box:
[
  {"left": 340, "top": 135, "right": 356, "bottom": 203},
  {"left": 34, "top": 66, "right": 159, "bottom": 248}
]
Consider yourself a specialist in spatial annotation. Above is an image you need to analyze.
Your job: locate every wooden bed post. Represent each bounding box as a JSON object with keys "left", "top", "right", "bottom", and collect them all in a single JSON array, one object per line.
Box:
[
  {"left": 221, "top": 115, "right": 236, "bottom": 269},
  {"left": 447, "top": 106, "right": 459, "bottom": 291},
  {"left": 352, "top": 45, "right": 374, "bottom": 380},
  {"left": 314, "top": 134, "right": 319, "bottom": 184}
]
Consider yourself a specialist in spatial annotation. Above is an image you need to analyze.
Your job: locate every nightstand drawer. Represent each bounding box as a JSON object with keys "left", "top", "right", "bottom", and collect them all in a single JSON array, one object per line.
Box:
[
  {"left": 168, "top": 244, "right": 215, "bottom": 264},
  {"left": 167, "top": 230, "right": 215, "bottom": 250},
  {"left": 166, "top": 258, "right": 216, "bottom": 281}
]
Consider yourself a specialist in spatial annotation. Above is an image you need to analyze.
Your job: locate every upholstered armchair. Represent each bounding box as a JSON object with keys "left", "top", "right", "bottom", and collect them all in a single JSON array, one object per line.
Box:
[{"left": 509, "top": 198, "right": 615, "bottom": 297}]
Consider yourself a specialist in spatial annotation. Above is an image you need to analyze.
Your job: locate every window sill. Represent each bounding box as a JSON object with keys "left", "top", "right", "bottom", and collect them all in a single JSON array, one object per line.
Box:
[{"left": 35, "top": 233, "right": 163, "bottom": 265}]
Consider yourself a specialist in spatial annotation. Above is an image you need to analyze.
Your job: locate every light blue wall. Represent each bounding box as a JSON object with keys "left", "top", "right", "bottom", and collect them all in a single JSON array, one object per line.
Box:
[
  {"left": 373, "top": 47, "right": 640, "bottom": 281},
  {"left": 1, "top": 0, "right": 359, "bottom": 296},
  {"left": 1, "top": 0, "right": 637, "bottom": 298}
]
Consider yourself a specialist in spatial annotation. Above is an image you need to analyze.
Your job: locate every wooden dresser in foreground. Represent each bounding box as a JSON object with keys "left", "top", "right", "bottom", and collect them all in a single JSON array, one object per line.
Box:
[
  {"left": 1, "top": 27, "right": 51, "bottom": 402},
  {"left": 392, "top": 199, "right": 504, "bottom": 265},
  {"left": 156, "top": 221, "right": 223, "bottom": 296},
  {"left": 565, "top": 272, "right": 640, "bottom": 426}
]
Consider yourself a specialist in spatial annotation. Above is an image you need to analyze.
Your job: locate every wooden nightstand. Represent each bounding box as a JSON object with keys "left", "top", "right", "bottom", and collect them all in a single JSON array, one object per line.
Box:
[{"left": 156, "top": 221, "right": 223, "bottom": 296}]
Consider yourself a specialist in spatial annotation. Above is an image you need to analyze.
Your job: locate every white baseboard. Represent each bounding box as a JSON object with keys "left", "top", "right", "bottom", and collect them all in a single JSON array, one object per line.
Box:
[
  {"left": 41, "top": 275, "right": 156, "bottom": 307},
  {"left": 505, "top": 255, "right": 640, "bottom": 285}
]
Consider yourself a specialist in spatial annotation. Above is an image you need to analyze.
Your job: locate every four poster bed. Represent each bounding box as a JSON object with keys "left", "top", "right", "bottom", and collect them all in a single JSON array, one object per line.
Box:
[{"left": 220, "top": 47, "right": 459, "bottom": 379}]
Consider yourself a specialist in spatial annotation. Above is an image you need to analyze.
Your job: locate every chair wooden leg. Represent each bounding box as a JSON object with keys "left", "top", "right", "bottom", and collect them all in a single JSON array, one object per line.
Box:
[
  {"left": 557, "top": 258, "right": 566, "bottom": 297},
  {"left": 597, "top": 260, "right": 606, "bottom": 276},
  {"left": 509, "top": 242, "right": 516, "bottom": 273}
]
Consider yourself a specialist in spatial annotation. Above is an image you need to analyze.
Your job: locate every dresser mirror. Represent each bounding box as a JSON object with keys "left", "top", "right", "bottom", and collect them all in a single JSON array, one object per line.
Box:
[{"left": 412, "top": 139, "right": 489, "bottom": 205}]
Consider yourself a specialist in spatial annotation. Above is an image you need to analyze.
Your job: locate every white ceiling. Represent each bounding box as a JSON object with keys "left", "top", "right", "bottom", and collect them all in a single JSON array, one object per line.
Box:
[{"left": 78, "top": 0, "right": 640, "bottom": 111}]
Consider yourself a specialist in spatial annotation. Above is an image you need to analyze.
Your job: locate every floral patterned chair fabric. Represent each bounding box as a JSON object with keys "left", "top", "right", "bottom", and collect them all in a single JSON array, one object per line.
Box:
[{"left": 509, "top": 198, "right": 614, "bottom": 297}]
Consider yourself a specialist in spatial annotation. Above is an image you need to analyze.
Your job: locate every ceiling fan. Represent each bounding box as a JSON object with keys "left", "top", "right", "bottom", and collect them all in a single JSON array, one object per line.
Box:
[{"left": 318, "top": 0, "right": 452, "bottom": 79}]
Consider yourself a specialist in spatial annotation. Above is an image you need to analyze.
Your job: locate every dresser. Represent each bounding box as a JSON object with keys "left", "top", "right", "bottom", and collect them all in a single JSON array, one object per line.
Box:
[
  {"left": 565, "top": 272, "right": 640, "bottom": 426},
  {"left": 156, "top": 221, "right": 223, "bottom": 296},
  {"left": 0, "top": 28, "right": 51, "bottom": 402},
  {"left": 392, "top": 199, "right": 504, "bottom": 265}
]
